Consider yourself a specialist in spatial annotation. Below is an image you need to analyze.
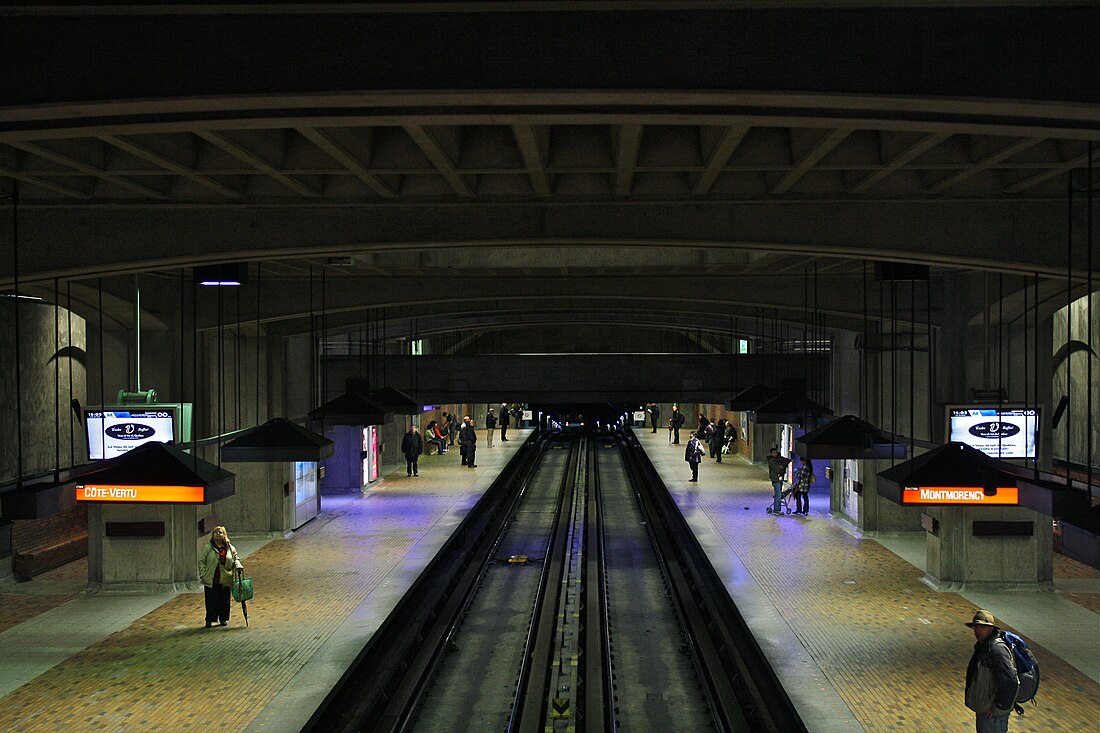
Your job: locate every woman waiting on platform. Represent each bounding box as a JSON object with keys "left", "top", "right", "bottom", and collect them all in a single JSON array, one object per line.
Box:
[
  {"left": 793, "top": 458, "right": 815, "bottom": 515},
  {"left": 198, "top": 526, "right": 243, "bottom": 627}
]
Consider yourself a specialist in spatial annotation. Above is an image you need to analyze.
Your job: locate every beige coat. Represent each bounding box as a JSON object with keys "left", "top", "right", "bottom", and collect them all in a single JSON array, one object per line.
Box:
[{"left": 198, "top": 541, "right": 241, "bottom": 588}]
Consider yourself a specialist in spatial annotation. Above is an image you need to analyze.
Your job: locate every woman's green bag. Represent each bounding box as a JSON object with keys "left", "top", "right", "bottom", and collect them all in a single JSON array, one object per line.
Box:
[{"left": 232, "top": 575, "right": 254, "bottom": 602}]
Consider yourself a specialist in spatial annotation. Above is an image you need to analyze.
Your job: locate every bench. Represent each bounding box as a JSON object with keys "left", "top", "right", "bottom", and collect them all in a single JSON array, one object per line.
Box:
[{"left": 12, "top": 532, "right": 88, "bottom": 582}]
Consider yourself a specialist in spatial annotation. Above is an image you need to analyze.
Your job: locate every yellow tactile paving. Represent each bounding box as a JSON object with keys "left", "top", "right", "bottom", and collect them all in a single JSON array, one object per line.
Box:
[
  {"left": 643, "top": 436, "right": 1100, "bottom": 733},
  {"left": 0, "top": 463, "right": 501, "bottom": 733}
]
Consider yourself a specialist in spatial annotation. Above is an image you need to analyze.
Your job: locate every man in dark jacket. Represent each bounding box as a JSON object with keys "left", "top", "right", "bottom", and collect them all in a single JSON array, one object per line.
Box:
[
  {"left": 647, "top": 403, "right": 660, "bottom": 433},
  {"left": 400, "top": 425, "right": 423, "bottom": 477},
  {"left": 499, "top": 403, "right": 510, "bottom": 441},
  {"left": 964, "top": 609, "right": 1019, "bottom": 733},
  {"left": 670, "top": 406, "right": 685, "bottom": 444},
  {"left": 485, "top": 408, "right": 497, "bottom": 447},
  {"left": 767, "top": 448, "right": 790, "bottom": 514},
  {"left": 459, "top": 415, "right": 478, "bottom": 468}
]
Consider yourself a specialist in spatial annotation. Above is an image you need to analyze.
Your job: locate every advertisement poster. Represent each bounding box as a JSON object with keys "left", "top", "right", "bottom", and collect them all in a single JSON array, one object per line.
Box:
[
  {"left": 362, "top": 426, "right": 379, "bottom": 485},
  {"left": 293, "top": 461, "right": 319, "bottom": 528}
]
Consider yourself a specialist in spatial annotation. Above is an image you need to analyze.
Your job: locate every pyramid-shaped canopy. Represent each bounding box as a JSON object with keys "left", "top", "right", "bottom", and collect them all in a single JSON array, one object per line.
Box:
[
  {"left": 74, "top": 441, "right": 235, "bottom": 504},
  {"left": 876, "top": 442, "right": 1022, "bottom": 505},
  {"left": 221, "top": 418, "right": 334, "bottom": 463},
  {"left": 309, "top": 391, "right": 392, "bottom": 426},
  {"left": 368, "top": 386, "right": 421, "bottom": 415},
  {"left": 795, "top": 414, "right": 907, "bottom": 460},
  {"left": 750, "top": 391, "right": 834, "bottom": 425},
  {"left": 1015, "top": 476, "right": 1091, "bottom": 517},
  {"left": 727, "top": 383, "right": 780, "bottom": 411}
]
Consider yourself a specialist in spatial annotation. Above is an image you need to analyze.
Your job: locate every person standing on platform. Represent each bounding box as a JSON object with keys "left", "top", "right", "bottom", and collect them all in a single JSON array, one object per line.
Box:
[
  {"left": 767, "top": 447, "right": 790, "bottom": 515},
  {"left": 401, "top": 425, "right": 423, "bottom": 476},
  {"left": 711, "top": 418, "right": 727, "bottom": 463},
  {"left": 793, "top": 457, "right": 814, "bottom": 514},
  {"left": 444, "top": 412, "right": 458, "bottom": 446},
  {"left": 670, "top": 405, "right": 685, "bottom": 444},
  {"left": 499, "top": 403, "right": 511, "bottom": 441},
  {"left": 964, "top": 610, "right": 1019, "bottom": 733},
  {"left": 198, "top": 526, "right": 242, "bottom": 628},
  {"left": 460, "top": 415, "right": 478, "bottom": 468},
  {"left": 485, "top": 408, "right": 497, "bottom": 447},
  {"left": 647, "top": 402, "right": 660, "bottom": 433},
  {"left": 697, "top": 413, "right": 711, "bottom": 440},
  {"left": 685, "top": 433, "right": 704, "bottom": 481}
]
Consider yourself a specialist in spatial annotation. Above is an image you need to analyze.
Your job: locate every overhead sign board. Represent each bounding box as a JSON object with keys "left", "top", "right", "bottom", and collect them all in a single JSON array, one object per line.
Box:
[
  {"left": 75, "top": 484, "right": 206, "bottom": 503},
  {"left": 901, "top": 486, "right": 1019, "bottom": 506}
]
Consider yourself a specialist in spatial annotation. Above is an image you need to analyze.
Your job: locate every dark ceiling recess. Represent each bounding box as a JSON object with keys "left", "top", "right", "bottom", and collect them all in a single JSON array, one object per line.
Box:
[
  {"left": 220, "top": 418, "right": 334, "bottom": 463},
  {"left": 193, "top": 263, "right": 249, "bottom": 286}
]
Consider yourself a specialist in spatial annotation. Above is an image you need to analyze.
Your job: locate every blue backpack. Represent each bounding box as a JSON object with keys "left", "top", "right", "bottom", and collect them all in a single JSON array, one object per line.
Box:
[{"left": 1000, "top": 631, "right": 1040, "bottom": 708}]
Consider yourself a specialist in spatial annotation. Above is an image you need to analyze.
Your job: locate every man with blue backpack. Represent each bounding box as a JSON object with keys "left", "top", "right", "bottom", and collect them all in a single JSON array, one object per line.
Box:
[{"left": 964, "top": 609, "right": 1040, "bottom": 733}]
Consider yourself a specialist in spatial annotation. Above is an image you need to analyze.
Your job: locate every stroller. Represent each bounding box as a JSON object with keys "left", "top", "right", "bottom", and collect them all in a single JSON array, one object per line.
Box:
[{"left": 766, "top": 483, "right": 795, "bottom": 514}]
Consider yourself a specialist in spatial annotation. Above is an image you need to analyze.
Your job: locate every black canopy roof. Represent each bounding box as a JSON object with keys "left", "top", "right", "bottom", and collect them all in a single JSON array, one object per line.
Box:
[
  {"left": 74, "top": 441, "right": 235, "bottom": 503},
  {"left": 221, "top": 418, "right": 334, "bottom": 463},
  {"left": 750, "top": 391, "right": 834, "bottom": 425},
  {"left": 795, "top": 414, "right": 907, "bottom": 460},
  {"left": 308, "top": 391, "right": 392, "bottom": 426},
  {"left": 876, "top": 442, "right": 1022, "bottom": 505},
  {"left": 727, "top": 383, "right": 780, "bottom": 411}
]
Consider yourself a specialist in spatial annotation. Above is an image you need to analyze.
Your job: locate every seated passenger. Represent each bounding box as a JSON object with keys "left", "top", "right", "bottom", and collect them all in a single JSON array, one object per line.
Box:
[{"left": 426, "top": 420, "right": 448, "bottom": 454}]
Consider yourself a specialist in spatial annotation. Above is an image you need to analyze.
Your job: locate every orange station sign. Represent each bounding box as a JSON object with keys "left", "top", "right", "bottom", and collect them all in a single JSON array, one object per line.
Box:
[
  {"left": 901, "top": 486, "right": 1019, "bottom": 505},
  {"left": 76, "top": 484, "right": 205, "bottom": 503}
]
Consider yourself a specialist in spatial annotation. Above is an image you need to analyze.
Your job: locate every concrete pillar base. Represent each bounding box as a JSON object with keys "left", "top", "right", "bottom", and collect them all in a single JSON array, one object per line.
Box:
[
  {"left": 920, "top": 576, "right": 1055, "bottom": 594},
  {"left": 85, "top": 580, "right": 200, "bottom": 595}
]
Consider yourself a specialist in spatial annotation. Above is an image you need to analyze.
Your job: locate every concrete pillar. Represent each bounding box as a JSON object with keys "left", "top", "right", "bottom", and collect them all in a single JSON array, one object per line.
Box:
[
  {"left": 212, "top": 461, "right": 294, "bottom": 536},
  {"left": 856, "top": 458, "right": 924, "bottom": 535},
  {"left": 86, "top": 502, "right": 199, "bottom": 593},
  {"left": 922, "top": 505, "right": 1054, "bottom": 589},
  {"left": 0, "top": 300, "right": 88, "bottom": 483}
]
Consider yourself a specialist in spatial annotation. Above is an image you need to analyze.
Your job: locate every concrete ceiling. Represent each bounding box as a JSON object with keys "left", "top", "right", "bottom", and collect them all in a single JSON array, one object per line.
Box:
[{"left": 1, "top": 3, "right": 1098, "bottom": 340}]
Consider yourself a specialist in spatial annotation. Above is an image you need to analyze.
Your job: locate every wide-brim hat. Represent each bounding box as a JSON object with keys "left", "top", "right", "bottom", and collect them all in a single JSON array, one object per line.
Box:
[{"left": 965, "top": 609, "right": 997, "bottom": 628}]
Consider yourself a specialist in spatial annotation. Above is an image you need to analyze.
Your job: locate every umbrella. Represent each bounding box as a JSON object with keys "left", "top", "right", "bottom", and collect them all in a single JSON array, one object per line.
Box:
[{"left": 233, "top": 568, "right": 253, "bottom": 626}]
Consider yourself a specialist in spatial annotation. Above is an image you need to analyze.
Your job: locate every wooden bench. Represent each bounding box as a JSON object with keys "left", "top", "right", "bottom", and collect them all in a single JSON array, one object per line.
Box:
[{"left": 12, "top": 532, "right": 88, "bottom": 582}]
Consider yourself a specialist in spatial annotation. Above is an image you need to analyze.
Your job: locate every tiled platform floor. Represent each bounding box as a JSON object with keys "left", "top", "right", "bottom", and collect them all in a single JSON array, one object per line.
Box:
[
  {"left": 0, "top": 432, "right": 529, "bottom": 733},
  {"left": 638, "top": 430, "right": 1100, "bottom": 733}
]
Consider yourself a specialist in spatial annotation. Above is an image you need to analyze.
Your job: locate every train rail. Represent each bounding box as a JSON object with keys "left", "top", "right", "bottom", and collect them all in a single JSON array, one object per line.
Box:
[{"left": 304, "top": 429, "right": 805, "bottom": 733}]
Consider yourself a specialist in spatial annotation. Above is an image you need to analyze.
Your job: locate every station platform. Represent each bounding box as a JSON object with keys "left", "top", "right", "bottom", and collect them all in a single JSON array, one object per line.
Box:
[
  {"left": 1, "top": 427, "right": 1096, "bottom": 732},
  {"left": 635, "top": 429, "right": 1100, "bottom": 732},
  {"left": 0, "top": 431, "right": 531, "bottom": 733}
]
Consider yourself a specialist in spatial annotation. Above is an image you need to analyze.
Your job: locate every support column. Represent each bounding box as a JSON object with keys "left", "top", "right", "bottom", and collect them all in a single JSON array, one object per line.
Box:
[
  {"left": 86, "top": 502, "right": 199, "bottom": 593},
  {"left": 213, "top": 461, "right": 294, "bottom": 536},
  {"left": 922, "top": 505, "right": 1053, "bottom": 590}
]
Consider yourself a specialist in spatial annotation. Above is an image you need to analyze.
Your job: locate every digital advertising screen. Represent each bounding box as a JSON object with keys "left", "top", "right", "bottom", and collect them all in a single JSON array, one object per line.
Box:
[
  {"left": 947, "top": 406, "right": 1039, "bottom": 459},
  {"left": 85, "top": 406, "right": 177, "bottom": 460}
]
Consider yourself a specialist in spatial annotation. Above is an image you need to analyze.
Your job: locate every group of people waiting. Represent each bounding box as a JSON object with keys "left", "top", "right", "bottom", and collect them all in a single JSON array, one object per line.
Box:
[
  {"left": 656, "top": 404, "right": 817, "bottom": 515},
  {"left": 399, "top": 405, "right": 524, "bottom": 477}
]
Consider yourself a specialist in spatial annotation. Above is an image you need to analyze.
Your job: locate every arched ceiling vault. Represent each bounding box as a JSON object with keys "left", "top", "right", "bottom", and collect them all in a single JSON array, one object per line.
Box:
[{"left": 3, "top": 4, "right": 1099, "bottom": 344}]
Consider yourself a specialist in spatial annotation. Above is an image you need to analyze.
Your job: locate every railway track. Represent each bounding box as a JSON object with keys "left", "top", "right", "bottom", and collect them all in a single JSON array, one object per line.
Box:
[{"left": 304, "top": 430, "right": 805, "bottom": 733}]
